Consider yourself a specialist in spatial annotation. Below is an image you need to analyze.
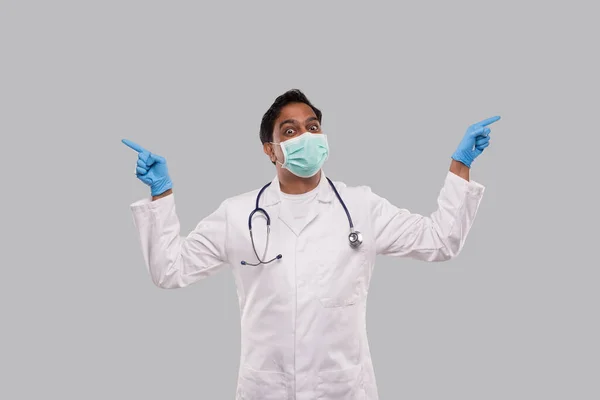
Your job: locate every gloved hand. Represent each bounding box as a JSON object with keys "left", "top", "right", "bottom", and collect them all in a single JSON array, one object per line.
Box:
[
  {"left": 451, "top": 116, "right": 501, "bottom": 168},
  {"left": 122, "top": 139, "right": 173, "bottom": 196}
]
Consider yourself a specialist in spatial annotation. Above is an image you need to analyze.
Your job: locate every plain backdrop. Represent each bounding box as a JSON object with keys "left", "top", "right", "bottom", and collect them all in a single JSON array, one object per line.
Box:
[{"left": 1, "top": 1, "right": 598, "bottom": 399}]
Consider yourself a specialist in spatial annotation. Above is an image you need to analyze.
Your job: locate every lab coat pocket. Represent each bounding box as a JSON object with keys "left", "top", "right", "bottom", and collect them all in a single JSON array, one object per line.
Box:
[
  {"left": 316, "top": 364, "right": 367, "bottom": 400},
  {"left": 316, "top": 242, "right": 367, "bottom": 308},
  {"left": 237, "top": 365, "right": 291, "bottom": 400}
]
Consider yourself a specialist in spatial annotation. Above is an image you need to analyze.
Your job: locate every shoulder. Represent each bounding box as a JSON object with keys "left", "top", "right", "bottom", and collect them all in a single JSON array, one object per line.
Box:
[
  {"left": 329, "top": 179, "right": 392, "bottom": 214},
  {"left": 329, "top": 178, "right": 373, "bottom": 199},
  {"left": 219, "top": 182, "right": 273, "bottom": 215},
  {"left": 221, "top": 187, "right": 259, "bottom": 207}
]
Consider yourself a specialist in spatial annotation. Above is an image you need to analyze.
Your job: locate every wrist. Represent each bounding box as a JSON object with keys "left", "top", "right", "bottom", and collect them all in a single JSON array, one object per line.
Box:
[
  {"left": 151, "top": 178, "right": 173, "bottom": 197},
  {"left": 449, "top": 158, "right": 470, "bottom": 181},
  {"left": 451, "top": 150, "right": 473, "bottom": 168},
  {"left": 152, "top": 188, "right": 172, "bottom": 201}
]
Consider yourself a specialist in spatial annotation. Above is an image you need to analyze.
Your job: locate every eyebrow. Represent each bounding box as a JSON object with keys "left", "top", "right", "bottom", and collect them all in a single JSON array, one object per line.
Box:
[{"left": 279, "top": 116, "right": 319, "bottom": 129}]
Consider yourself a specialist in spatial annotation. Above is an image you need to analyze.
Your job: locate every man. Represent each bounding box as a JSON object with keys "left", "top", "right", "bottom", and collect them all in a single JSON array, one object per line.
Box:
[{"left": 123, "top": 89, "right": 499, "bottom": 400}]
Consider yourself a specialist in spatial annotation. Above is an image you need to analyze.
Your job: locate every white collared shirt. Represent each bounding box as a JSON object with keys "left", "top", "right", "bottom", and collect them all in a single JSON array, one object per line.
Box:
[{"left": 279, "top": 182, "right": 320, "bottom": 234}]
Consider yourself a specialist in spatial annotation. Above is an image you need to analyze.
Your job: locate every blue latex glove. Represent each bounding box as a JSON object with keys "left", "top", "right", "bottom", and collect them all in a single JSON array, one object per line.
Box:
[
  {"left": 451, "top": 116, "right": 501, "bottom": 168},
  {"left": 122, "top": 139, "right": 173, "bottom": 196}
]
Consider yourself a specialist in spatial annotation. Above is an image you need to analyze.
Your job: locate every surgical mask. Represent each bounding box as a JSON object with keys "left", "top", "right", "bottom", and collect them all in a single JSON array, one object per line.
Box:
[{"left": 271, "top": 132, "right": 329, "bottom": 178}]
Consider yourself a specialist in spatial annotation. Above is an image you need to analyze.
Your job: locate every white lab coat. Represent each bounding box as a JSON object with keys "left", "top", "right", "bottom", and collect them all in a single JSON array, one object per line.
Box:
[{"left": 129, "top": 170, "right": 485, "bottom": 400}]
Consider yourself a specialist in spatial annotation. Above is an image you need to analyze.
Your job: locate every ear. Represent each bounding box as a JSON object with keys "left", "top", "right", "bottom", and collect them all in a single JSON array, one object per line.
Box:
[{"left": 263, "top": 142, "right": 276, "bottom": 163}]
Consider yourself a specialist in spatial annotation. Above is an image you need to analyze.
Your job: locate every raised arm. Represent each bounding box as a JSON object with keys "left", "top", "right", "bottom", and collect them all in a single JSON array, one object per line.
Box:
[
  {"left": 370, "top": 169, "right": 485, "bottom": 261},
  {"left": 129, "top": 193, "right": 230, "bottom": 288},
  {"left": 370, "top": 115, "right": 499, "bottom": 260}
]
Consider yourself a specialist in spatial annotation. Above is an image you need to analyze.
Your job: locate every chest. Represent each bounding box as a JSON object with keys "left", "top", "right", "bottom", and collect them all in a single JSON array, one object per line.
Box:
[{"left": 227, "top": 199, "right": 374, "bottom": 307}]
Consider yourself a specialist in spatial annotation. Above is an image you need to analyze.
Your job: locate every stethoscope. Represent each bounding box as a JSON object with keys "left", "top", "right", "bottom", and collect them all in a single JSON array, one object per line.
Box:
[{"left": 241, "top": 177, "right": 362, "bottom": 266}]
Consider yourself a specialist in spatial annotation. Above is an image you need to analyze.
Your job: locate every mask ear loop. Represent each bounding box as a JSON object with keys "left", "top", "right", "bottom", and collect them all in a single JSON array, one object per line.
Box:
[
  {"left": 270, "top": 131, "right": 310, "bottom": 162},
  {"left": 270, "top": 142, "right": 286, "bottom": 167}
]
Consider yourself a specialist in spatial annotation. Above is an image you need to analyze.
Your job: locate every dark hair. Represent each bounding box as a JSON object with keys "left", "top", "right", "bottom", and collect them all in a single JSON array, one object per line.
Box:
[{"left": 259, "top": 89, "right": 322, "bottom": 145}]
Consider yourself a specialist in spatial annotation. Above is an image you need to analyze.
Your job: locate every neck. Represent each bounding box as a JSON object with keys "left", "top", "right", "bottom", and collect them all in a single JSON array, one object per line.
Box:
[{"left": 278, "top": 169, "right": 321, "bottom": 194}]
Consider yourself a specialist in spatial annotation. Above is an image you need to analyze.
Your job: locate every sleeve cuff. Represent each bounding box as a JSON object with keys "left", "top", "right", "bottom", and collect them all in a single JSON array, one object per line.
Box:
[
  {"left": 130, "top": 192, "right": 175, "bottom": 212},
  {"left": 445, "top": 170, "right": 485, "bottom": 197}
]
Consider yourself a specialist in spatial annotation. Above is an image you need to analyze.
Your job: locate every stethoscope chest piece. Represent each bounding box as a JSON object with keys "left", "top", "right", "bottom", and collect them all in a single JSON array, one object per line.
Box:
[{"left": 348, "top": 231, "right": 363, "bottom": 248}]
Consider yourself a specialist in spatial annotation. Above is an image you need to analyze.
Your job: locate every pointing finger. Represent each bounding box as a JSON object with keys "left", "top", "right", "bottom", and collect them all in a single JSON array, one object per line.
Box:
[
  {"left": 475, "top": 115, "right": 501, "bottom": 127},
  {"left": 122, "top": 139, "right": 146, "bottom": 153}
]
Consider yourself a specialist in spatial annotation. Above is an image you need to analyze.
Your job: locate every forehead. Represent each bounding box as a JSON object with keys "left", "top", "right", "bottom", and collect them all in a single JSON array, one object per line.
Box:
[{"left": 275, "top": 102, "right": 317, "bottom": 124}]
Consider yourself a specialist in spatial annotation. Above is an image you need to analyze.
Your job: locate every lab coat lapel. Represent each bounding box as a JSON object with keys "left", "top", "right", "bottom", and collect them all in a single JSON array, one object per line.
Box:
[
  {"left": 294, "top": 193, "right": 328, "bottom": 236},
  {"left": 277, "top": 204, "right": 297, "bottom": 236}
]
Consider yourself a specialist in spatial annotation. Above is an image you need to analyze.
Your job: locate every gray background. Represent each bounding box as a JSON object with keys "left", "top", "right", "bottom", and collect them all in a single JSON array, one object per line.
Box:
[{"left": 1, "top": 1, "right": 598, "bottom": 399}]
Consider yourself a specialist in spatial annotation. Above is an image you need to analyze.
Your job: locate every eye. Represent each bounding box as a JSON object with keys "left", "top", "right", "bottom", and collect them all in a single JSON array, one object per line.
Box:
[
  {"left": 309, "top": 124, "right": 320, "bottom": 131},
  {"left": 285, "top": 128, "right": 295, "bottom": 135}
]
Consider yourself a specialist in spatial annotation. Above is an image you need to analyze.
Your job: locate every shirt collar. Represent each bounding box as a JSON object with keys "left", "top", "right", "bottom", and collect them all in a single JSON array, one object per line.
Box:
[{"left": 261, "top": 169, "right": 334, "bottom": 207}]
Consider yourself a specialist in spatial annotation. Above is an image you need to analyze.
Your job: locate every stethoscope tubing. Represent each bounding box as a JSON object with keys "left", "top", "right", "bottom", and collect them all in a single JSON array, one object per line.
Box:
[{"left": 241, "top": 177, "right": 359, "bottom": 266}]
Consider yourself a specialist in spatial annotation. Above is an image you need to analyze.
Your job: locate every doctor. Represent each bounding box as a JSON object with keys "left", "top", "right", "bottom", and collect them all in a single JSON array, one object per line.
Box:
[{"left": 123, "top": 89, "right": 499, "bottom": 400}]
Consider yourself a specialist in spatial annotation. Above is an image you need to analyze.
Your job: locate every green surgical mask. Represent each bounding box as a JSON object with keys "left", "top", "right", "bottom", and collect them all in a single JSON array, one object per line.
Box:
[{"left": 271, "top": 132, "right": 329, "bottom": 178}]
